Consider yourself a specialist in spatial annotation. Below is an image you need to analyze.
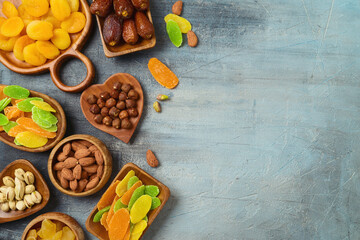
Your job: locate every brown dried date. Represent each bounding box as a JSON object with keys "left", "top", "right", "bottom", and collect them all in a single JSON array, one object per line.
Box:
[
  {"left": 114, "top": 0, "right": 134, "bottom": 19},
  {"left": 131, "top": 0, "right": 149, "bottom": 11},
  {"left": 122, "top": 19, "right": 138, "bottom": 44},
  {"left": 103, "top": 14, "right": 122, "bottom": 46},
  {"left": 90, "top": 0, "right": 113, "bottom": 17},
  {"left": 135, "top": 11, "right": 154, "bottom": 39}
]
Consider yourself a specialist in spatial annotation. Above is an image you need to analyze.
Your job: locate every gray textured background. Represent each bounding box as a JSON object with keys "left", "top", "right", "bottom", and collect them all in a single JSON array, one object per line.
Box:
[{"left": 1, "top": 0, "right": 360, "bottom": 239}]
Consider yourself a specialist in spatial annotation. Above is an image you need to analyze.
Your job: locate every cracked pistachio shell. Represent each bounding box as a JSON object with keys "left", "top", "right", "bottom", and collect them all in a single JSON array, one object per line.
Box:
[
  {"left": 8, "top": 200, "right": 16, "bottom": 210},
  {"left": 0, "top": 186, "right": 9, "bottom": 194},
  {"left": 31, "top": 191, "right": 42, "bottom": 204},
  {"left": 14, "top": 168, "right": 26, "bottom": 181},
  {"left": 25, "top": 185, "right": 35, "bottom": 194},
  {"left": 24, "top": 171, "right": 35, "bottom": 185},
  {"left": 0, "top": 193, "right": 6, "bottom": 203},
  {"left": 24, "top": 194, "right": 34, "bottom": 208},
  {"left": 2, "top": 176, "right": 15, "bottom": 187},
  {"left": 6, "top": 187, "right": 15, "bottom": 201},
  {"left": 14, "top": 177, "right": 25, "bottom": 187},
  {"left": 1, "top": 202, "right": 10, "bottom": 212},
  {"left": 15, "top": 183, "right": 25, "bottom": 200},
  {"left": 16, "top": 200, "right": 26, "bottom": 211}
]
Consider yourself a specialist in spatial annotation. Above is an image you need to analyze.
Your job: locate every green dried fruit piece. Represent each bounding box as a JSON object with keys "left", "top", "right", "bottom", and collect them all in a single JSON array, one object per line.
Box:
[
  {"left": 114, "top": 198, "right": 127, "bottom": 212},
  {"left": 3, "top": 85, "right": 30, "bottom": 99},
  {"left": 143, "top": 215, "right": 148, "bottom": 222},
  {"left": 93, "top": 205, "right": 111, "bottom": 222},
  {"left": 156, "top": 94, "right": 169, "bottom": 101},
  {"left": 128, "top": 185, "right": 145, "bottom": 210},
  {"left": 3, "top": 121, "right": 17, "bottom": 133},
  {"left": 127, "top": 176, "right": 139, "bottom": 190},
  {"left": 0, "top": 114, "right": 9, "bottom": 126},
  {"left": 41, "top": 124, "right": 57, "bottom": 132},
  {"left": 0, "top": 98, "right": 11, "bottom": 112},
  {"left": 17, "top": 97, "right": 43, "bottom": 112},
  {"left": 32, "top": 106, "right": 58, "bottom": 126},
  {"left": 166, "top": 19, "right": 182, "bottom": 47},
  {"left": 145, "top": 185, "right": 159, "bottom": 197},
  {"left": 32, "top": 111, "right": 53, "bottom": 128},
  {"left": 150, "top": 196, "right": 161, "bottom": 210}
]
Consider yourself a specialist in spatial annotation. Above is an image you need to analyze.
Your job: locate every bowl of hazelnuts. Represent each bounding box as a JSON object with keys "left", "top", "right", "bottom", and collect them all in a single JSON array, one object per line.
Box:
[{"left": 80, "top": 73, "right": 144, "bottom": 143}]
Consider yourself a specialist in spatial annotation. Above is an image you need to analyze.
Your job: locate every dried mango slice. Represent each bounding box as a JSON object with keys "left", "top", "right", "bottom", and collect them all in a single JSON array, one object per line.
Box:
[
  {"left": 164, "top": 14, "right": 191, "bottom": 33},
  {"left": 0, "top": 113, "right": 9, "bottom": 126},
  {"left": 62, "top": 226, "right": 75, "bottom": 240},
  {"left": 60, "top": 12, "right": 85, "bottom": 33},
  {"left": 50, "top": 0, "right": 71, "bottom": 21},
  {"left": 128, "top": 185, "right": 145, "bottom": 210},
  {"left": 15, "top": 131, "right": 48, "bottom": 148},
  {"left": 41, "top": 11, "right": 61, "bottom": 28},
  {"left": 0, "top": 126, "right": 3, "bottom": 132},
  {"left": 66, "top": 0, "right": 79, "bottom": 12},
  {"left": 0, "top": 36, "right": 19, "bottom": 51},
  {"left": 106, "top": 195, "right": 120, "bottom": 226},
  {"left": 148, "top": 58, "right": 179, "bottom": 89},
  {"left": 150, "top": 196, "right": 161, "bottom": 210},
  {"left": 121, "top": 181, "right": 142, "bottom": 205},
  {"left": 23, "top": 43, "right": 47, "bottom": 66},
  {"left": 8, "top": 124, "right": 26, "bottom": 137},
  {"left": 17, "top": 97, "right": 43, "bottom": 112},
  {"left": 132, "top": 220, "right": 147, "bottom": 235},
  {"left": 4, "top": 106, "right": 24, "bottom": 120},
  {"left": 35, "top": 40, "right": 60, "bottom": 59},
  {"left": 108, "top": 208, "right": 130, "bottom": 240},
  {"left": 144, "top": 185, "right": 159, "bottom": 197},
  {"left": 0, "top": 17, "right": 24, "bottom": 37},
  {"left": 123, "top": 225, "right": 130, "bottom": 240},
  {"left": 0, "top": 97, "right": 11, "bottom": 111},
  {"left": 37, "top": 219, "right": 56, "bottom": 239},
  {"left": 97, "top": 180, "right": 120, "bottom": 210},
  {"left": 16, "top": 117, "right": 57, "bottom": 138},
  {"left": 50, "top": 28, "right": 70, "bottom": 50},
  {"left": 100, "top": 212, "right": 109, "bottom": 231},
  {"left": 166, "top": 19, "right": 182, "bottom": 47},
  {"left": 130, "top": 195, "right": 152, "bottom": 224},
  {"left": 23, "top": 0, "right": 49, "bottom": 17},
  {"left": 93, "top": 205, "right": 111, "bottom": 223},
  {"left": 31, "top": 100, "right": 56, "bottom": 112},
  {"left": 2, "top": 1, "right": 18, "bottom": 18},
  {"left": 25, "top": 229, "right": 37, "bottom": 240},
  {"left": 116, "top": 170, "right": 135, "bottom": 197},
  {"left": 3, "top": 85, "right": 30, "bottom": 99},
  {"left": 3, "top": 121, "right": 17, "bottom": 133},
  {"left": 13, "top": 35, "right": 35, "bottom": 61},
  {"left": 26, "top": 20, "right": 53, "bottom": 40}
]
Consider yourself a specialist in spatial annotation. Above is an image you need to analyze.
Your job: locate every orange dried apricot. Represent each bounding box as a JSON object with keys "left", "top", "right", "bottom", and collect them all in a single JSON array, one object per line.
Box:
[
  {"left": 60, "top": 12, "right": 85, "bottom": 33},
  {"left": 35, "top": 40, "right": 60, "bottom": 59},
  {"left": 50, "top": 28, "right": 70, "bottom": 50},
  {"left": 23, "top": 0, "right": 49, "bottom": 17},
  {"left": 41, "top": 11, "right": 61, "bottom": 28},
  {"left": 67, "top": 0, "right": 79, "bottom": 12},
  {"left": 106, "top": 195, "right": 120, "bottom": 226},
  {"left": 26, "top": 20, "right": 53, "bottom": 40},
  {"left": 5, "top": 106, "right": 24, "bottom": 120},
  {"left": 23, "top": 42, "right": 47, "bottom": 65},
  {"left": 121, "top": 181, "right": 142, "bottom": 205},
  {"left": 2, "top": 1, "right": 18, "bottom": 18},
  {"left": 148, "top": 58, "right": 179, "bottom": 89},
  {"left": 108, "top": 208, "right": 130, "bottom": 240},
  {"left": 97, "top": 180, "right": 120, "bottom": 210},
  {"left": 50, "top": 0, "right": 71, "bottom": 21},
  {"left": 1, "top": 17, "right": 24, "bottom": 37},
  {"left": 16, "top": 117, "right": 56, "bottom": 138},
  {"left": 18, "top": 4, "right": 40, "bottom": 26},
  {"left": 13, "top": 35, "right": 35, "bottom": 61},
  {"left": 0, "top": 36, "right": 19, "bottom": 51},
  {"left": 8, "top": 124, "right": 26, "bottom": 137},
  {"left": 100, "top": 212, "right": 109, "bottom": 231}
]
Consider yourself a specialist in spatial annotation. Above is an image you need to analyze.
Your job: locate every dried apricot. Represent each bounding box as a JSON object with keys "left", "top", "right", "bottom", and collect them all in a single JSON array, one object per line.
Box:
[
  {"left": 2, "top": 1, "right": 18, "bottom": 18},
  {"left": 121, "top": 181, "right": 142, "bottom": 205},
  {"left": 26, "top": 20, "right": 53, "bottom": 40},
  {"left": 18, "top": 4, "right": 39, "bottom": 26},
  {"left": 8, "top": 124, "right": 26, "bottom": 137},
  {"left": 67, "top": 0, "right": 79, "bottom": 12},
  {"left": 106, "top": 195, "right": 120, "bottom": 226},
  {"left": 35, "top": 40, "right": 60, "bottom": 59},
  {"left": 148, "top": 58, "right": 179, "bottom": 89},
  {"left": 108, "top": 208, "right": 130, "bottom": 240},
  {"left": 4, "top": 106, "right": 24, "bottom": 120},
  {"left": 50, "top": 28, "right": 70, "bottom": 50},
  {"left": 0, "top": 36, "right": 19, "bottom": 51},
  {"left": 23, "top": 0, "right": 49, "bottom": 17},
  {"left": 17, "top": 117, "right": 56, "bottom": 138},
  {"left": 1, "top": 17, "right": 24, "bottom": 37},
  {"left": 15, "top": 131, "right": 48, "bottom": 148},
  {"left": 13, "top": 35, "right": 35, "bottom": 61},
  {"left": 23, "top": 43, "right": 47, "bottom": 66},
  {"left": 50, "top": 0, "right": 71, "bottom": 21},
  {"left": 61, "top": 12, "right": 85, "bottom": 33},
  {"left": 41, "top": 11, "right": 61, "bottom": 28}
]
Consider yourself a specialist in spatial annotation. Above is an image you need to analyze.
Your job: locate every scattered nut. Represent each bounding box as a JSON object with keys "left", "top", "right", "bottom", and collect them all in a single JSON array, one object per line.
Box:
[
  {"left": 118, "top": 92, "right": 127, "bottom": 101},
  {"left": 102, "top": 116, "right": 113, "bottom": 126},
  {"left": 105, "top": 98, "right": 117, "bottom": 108},
  {"left": 119, "top": 110, "right": 129, "bottom": 119},
  {"left": 74, "top": 149, "right": 91, "bottom": 159},
  {"left": 153, "top": 101, "right": 161, "bottom": 112},
  {"left": 15, "top": 183, "right": 25, "bottom": 200},
  {"left": 63, "top": 157, "right": 78, "bottom": 168},
  {"left": 156, "top": 94, "right": 169, "bottom": 101},
  {"left": 69, "top": 179, "right": 78, "bottom": 191},
  {"left": 113, "top": 82, "right": 122, "bottom": 90},
  {"left": 147, "top": 149, "right": 159, "bottom": 167},
  {"left": 187, "top": 30, "right": 198, "bottom": 47},
  {"left": 110, "top": 89, "right": 120, "bottom": 99},
  {"left": 116, "top": 100, "right": 126, "bottom": 110},
  {"left": 172, "top": 0, "right": 183, "bottom": 15},
  {"left": 73, "top": 165, "right": 82, "bottom": 180},
  {"left": 112, "top": 118, "right": 121, "bottom": 129},
  {"left": 97, "top": 98, "right": 106, "bottom": 108},
  {"left": 128, "top": 89, "right": 139, "bottom": 100}
]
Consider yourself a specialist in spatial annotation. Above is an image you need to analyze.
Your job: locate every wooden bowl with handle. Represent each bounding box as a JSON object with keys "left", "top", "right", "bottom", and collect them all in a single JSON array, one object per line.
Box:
[
  {"left": 85, "top": 163, "right": 171, "bottom": 240},
  {"left": 0, "top": 159, "right": 50, "bottom": 224},
  {"left": 21, "top": 212, "right": 85, "bottom": 240},
  {"left": 0, "top": 84, "right": 66, "bottom": 152},
  {"left": 0, "top": 0, "right": 94, "bottom": 93}
]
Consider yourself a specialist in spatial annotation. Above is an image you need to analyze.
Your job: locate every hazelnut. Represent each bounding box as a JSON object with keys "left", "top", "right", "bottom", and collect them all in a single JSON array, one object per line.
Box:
[
  {"left": 113, "top": 82, "right": 122, "bottom": 90},
  {"left": 100, "top": 91, "right": 110, "bottom": 101},
  {"left": 102, "top": 116, "right": 112, "bottom": 126},
  {"left": 126, "top": 99, "right": 136, "bottom": 108},
  {"left": 110, "top": 89, "right": 119, "bottom": 99},
  {"left": 94, "top": 114, "right": 103, "bottom": 124},
  {"left": 97, "top": 98, "right": 105, "bottom": 108},
  {"left": 128, "top": 90, "right": 139, "bottom": 100},
  {"left": 119, "top": 110, "right": 129, "bottom": 119},
  {"left": 100, "top": 107, "right": 109, "bottom": 117},
  {"left": 105, "top": 98, "right": 117, "bottom": 108},
  {"left": 121, "top": 118, "right": 132, "bottom": 129},
  {"left": 119, "top": 92, "right": 127, "bottom": 101},
  {"left": 109, "top": 107, "right": 120, "bottom": 118},
  {"left": 89, "top": 104, "right": 100, "bottom": 114},
  {"left": 116, "top": 101, "right": 126, "bottom": 110},
  {"left": 112, "top": 118, "right": 121, "bottom": 129},
  {"left": 87, "top": 94, "right": 97, "bottom": 104},
  {"left": 121, "top": 83, "right": 131, "bottom": 93},
  {"left": 127, "top": 108, "right": 138, "bottom": 117}
]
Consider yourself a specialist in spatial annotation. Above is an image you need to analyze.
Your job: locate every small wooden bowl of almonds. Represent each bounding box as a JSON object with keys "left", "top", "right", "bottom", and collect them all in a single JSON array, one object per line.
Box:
[{"left": 48, "top": 134, "right": 112, "bottom": 197}]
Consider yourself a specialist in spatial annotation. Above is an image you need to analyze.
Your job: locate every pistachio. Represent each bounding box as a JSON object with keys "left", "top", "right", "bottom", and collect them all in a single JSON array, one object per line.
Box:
[
  {"left": 16, "top": 200, "right": 26, "bottom": 211},
  {"left": 2, "top": 176, "right": 15, "bottom": 188},
  {"left": 24, "top": 171, "right": 35, "bottom": 185},
  {"left": 5, "top": 187, "right": 15, "bottom": 201},
  {"left": 153, "top": 101, "right": 161, "bottom": 112},
  {"left": 0, "top": 193, "right": 6, "bottom": 203},
  {"left": 14, "top": 168, "right": 26, "bottom": 181},
  {"left": 14, "top": 177, "right": 25, "bottom": 187},
  {"left": 8, "top": 200, "right": 16, "bottom": 210},
  {"left": 31, "top": 191, "right": 42, "bottom": 204},
  {"left": 156, "top": 94, "right": 169, "bottom": 101},
  {"left": 1, "top": 202, "right": 10, "bottom": 212},
  {"left": 25, "top": 185, "right": 35, "bottom": 194},
  {"left": 0, "top": 186, "right": 8, "bottom": 194},
  {"left": 24, "top": 194, "right": 34, "bottom": 208},
  {"left": 15, "top": 183, "right": 25, "bottom": 201}
]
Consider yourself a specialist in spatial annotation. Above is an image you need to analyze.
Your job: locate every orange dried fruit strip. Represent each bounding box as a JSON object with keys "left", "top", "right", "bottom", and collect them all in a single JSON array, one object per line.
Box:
[
  {"left": 97, "top": 180, "right": 120, "bottom": 210},
  {"left": 8, "top": 124, "right": 26, "bottom": 137},
  {"left": 108, "top": 208, "right": 130, "bottom": 240},
  {"left": 100, "top": 212, "right": 109, "bottom": 231},
  {"left": 4, "top": 106, "right": 24, "bottom": 120},
  {"left": 121, "top": 181, "right": 142, "bottom": 206},
  {"left": 106, "top": 195, "right": 120, "bottom": 226},
  {"left": 148, "top": 58, "right": 179, "bottom": 89},
  {"left": 16, "top": 117, "right": 56, "bottom": 138}
]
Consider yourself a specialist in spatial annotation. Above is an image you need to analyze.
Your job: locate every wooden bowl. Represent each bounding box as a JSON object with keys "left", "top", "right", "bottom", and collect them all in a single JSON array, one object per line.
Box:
[
  {"left": 0, "top": 84, "right": 66, "bottom": 152},
  {"left": 0, "top": 159, "right": 50, "bottom": 224},
  {"left": 0, "top": 0, "right": 94, "bottom": 93},
  {"left": 85, "top": 163, "right": 170, "bottom": 240},
  {"left": 48, "top": 134, "right": 112, "bottom": 197},
  {"left": 96, "top": 9, "right": 156, "bottom": 58},
  {"left": 80, "top": 73, "right": 144, "bottom": 144},
  {"left": 21, "top": 212, "right": 85, "bottom": 240}
]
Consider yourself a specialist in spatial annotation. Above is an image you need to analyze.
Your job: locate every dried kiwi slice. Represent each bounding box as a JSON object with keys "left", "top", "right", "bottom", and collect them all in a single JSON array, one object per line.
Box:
[{"left": 3, "top": 85, "right": 30, "bottom": 99}]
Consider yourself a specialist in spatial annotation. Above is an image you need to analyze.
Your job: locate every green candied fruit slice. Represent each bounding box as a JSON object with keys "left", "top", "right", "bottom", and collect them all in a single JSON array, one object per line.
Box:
[
  {"left": 3, "top": 121, "right": 17, "bottom": 133},
  {"left": 0, "top": 98, "right": 11, "bottom": 112},
  {"left": 0, "top": 114, "right": 9, "bottom": 126},
  {"left": 41, "top": 124, "right": 57, "bottom": 132},
  {"left": 128, "top": 185, "right": 145, "bottom": 210},
  {"left": 14, "top": 139, "right": 22, "bottom": 146},
  {"left": 32, "top": 106, "right": 58, "bottom": 126},
  {"left": 17, "top": 97, "right": 43, "bottom": 112},
  {"left": 145, "top": 185, "right": 159, "bottom": 197},
  {"left": 93, "top": 205, "right": 111, "bottom": 222},
  {"left": 143, "top": 215, "right": 148, "bottom": 222},
  {"left": 3, "top": 85, "right": 30, "bottom": 99},
  {"left": 127, "top": 176, "right": 139, "bottom": 190},
  {"left": 150, "top": 197, "right": 161, "bottom": 210},
  {"left": 114, "top": 198, "right": 127, "bottom": 213},
  {"left": 166, "top": 19, "right": 182, "bottom": 48},
  {"left": 32, "top": 111, "right": 53, "bottom": 128}
]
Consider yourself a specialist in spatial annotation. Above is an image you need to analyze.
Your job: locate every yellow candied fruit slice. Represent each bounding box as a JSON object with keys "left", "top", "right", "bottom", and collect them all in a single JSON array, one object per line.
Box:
[
  {"left": 23, "top": 0, "right": 49, "bottom": 17},
  {"left": 132, "top": 220, "right": 147, "bottom": 234},
  {"left": 15, "top": 130, "right": 48, "bottom": 148},
  {"left": 51, "top": 28, "right": 70, "bottom": 50},
  {"left": 62, "top": 226, "right": 75, "bottom": 240},
  {"left": 23, "top": 43, "right": 47, "bottom": 66},
  {"left": 130, "top": 195, "right": 152, "bottom": 224},
  {"left": 164, "top": 13, "right": 191, "bottom": 33},
  {"left": 38, "top": 219, "right": 57, "bottom": 239},
  {"left": 2, "top": 1, "right": 18, "bottom": 18},
  {"left": 0, "top": 36, "right": 19, "bottom": 51},
  {"left": 25, "top": 229, "right": 37, "bottom": 240},
  {"left": 66, "top": 0, "right": 79, "bottom": 12},
  {"left": 35, "top": 40, "right": 60, "bottom": 59},
  {"left": 61, "top": 12, "right": 85, "bottom": 33},
  {"left": 50, "top": 0, "right": 71, "bottom": 21},
  {"left": 41, "top": 11, "right": 61, "bottom": 28},
  {"left": 30, "top": 100, "right": 56, "bottom": 112},
  {"left": 130, "top": 231, "right": 142, "bottom": 240},
  {"left": 115, "top": 170, "right": 135, "bottom": 197},
  {"left": 13, "top": 35, "right": 35, "bottom": 61},
  {"left": 52, "top": 230, "right": 63, "bottom": 240},
  {"left": 26, "top": 20, "right": 53, "bottom": 40},
  {"left": 1, "top": 17, "right": 24, "bottom": 37}
]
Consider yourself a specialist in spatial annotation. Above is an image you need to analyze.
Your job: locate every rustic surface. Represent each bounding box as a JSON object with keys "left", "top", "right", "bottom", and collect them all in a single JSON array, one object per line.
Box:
[{"left": 0, "top": 0, "right": 360, "bottom": 239}]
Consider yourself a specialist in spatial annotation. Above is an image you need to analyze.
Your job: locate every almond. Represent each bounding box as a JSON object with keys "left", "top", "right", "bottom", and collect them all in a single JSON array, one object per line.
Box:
[
  {"left": 71, "top": 142, "right": 87, "bottom": 152},
  {"left": 94, "top": 151, "right": 104, "bottom": 165},
  {"left": 69, "top": 179, "right": 78, "bottom": 191},
  {"left": 89, "top": 173, "right": 98, "bottom": 181},
  {"left": 56, "top": 171, "right": 61, "bottom": 180},
  {"left": 59, "top": 176, "right": 69, "bottom": 189},
  {"left": 61, "top": 168, "right": 74, "bottom": 181},
  {"left": 97, "top": 165, "right": 104, "bottom": 178},
  {"left": 62, "top": 143, "right": 71, "bottom": 156},
  {"left": 81, "top": 171, "right": 89, "bottom": 179},
  {"left": 63, "top": 158, "right": 78, "bottom": 168},
  {"left": 187, "top": 31, "right": 198, "bottom": 47},
  {"left": 53, "top": 162, "right": 65, "bottom": 171},
  {"left": 57, "top": 152, "right": 67, "bottom": 162},
  {"left": 89, "top": 145, "right": 98, "bottom": 153},
  {"left": 77, "top": 179, "right": 88, "bottom": 192},
  {"left": 75, "top": 149, "right": 91, "bottom": 159},
  {"left": 73, "top": 165, "right": 82, "bottom": 180},
  {"left": 146, "top": 149, "right": 159, "bottom": 167},
  {"left": 83, "top": 164, "right": 98, "bottom": 174},
  {"left": 78, "top": 140, "right": 93, "bottom": 148},
  {"left": 172, "top": 0, "right": 183, "bottom": 15},
  {"left": 79, "top": 157, "right": 95, "bottom": 167},
  {"left": 85, "top": 176, "right": 99, "bottom": 190}
]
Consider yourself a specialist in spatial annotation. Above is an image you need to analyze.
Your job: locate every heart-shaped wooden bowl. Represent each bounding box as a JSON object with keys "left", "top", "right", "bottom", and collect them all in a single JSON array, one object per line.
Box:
[
  {"left": 0, "top": 0, "right": 94, "bottom": 93},
  {"left": 48, "top": 134, "right": 112, "bottom": 197},
  {"left": 0, "top": 159, "right": 50, "bottom": 224},
  {"left": 80, "top": 73, "right": 143, "bottom": 144},
  {"left": 0, "top": 84, "right": 66, "bottom": 152},
  {"left": 96, "top": 9, "right": 156, "bottom": 58},
  {"left": 85, "top": 163, "right": 170, "bottom": 240},
  {"left": 21, "top": 212, "right": 85, "bottom": 240}
]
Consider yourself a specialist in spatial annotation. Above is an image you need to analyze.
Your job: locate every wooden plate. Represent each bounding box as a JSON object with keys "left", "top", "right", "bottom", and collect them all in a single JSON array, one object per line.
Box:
[
  {"left": 0, "top": 84, "right": 66, "bottom": 152},
  {"left": 85, "top": 163, "right": 170, "bottom": 240},
  {"left": 48, "top": 134, "right": 112, "bottom": 197},
  {"left": 80, "top": 73, "right": 143, "bottom": 144},
  {"left": 21, "top": 212, "right": 85, "bottom": 240},
  {"left": 0, "top": 159, "right": 50, "bottom": 224},
  {"left": 0, "top": 0, "right": 94, "bottom": 93},
  {"left": 96, "top": 9, "right": 156, "bottom": 58}
]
